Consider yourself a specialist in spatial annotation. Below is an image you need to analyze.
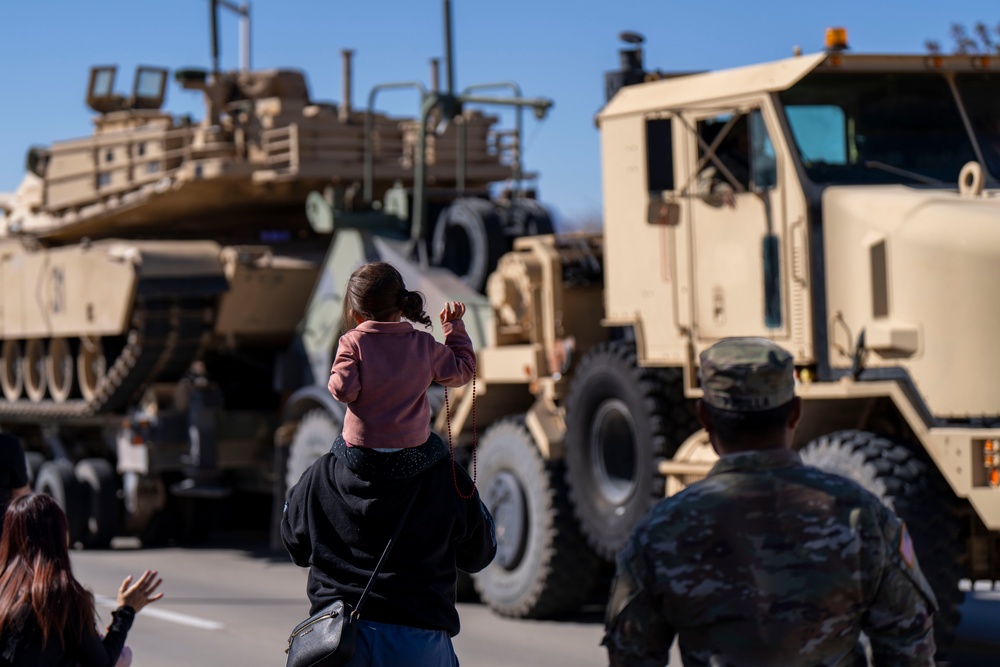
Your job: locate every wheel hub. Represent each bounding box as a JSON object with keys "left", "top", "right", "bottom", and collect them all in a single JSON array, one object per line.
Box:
[
  {"left": 484, "top": 470, "right": 527, "bottom": 570},
  {"left": 589, "top": 398, "right": 639, "bottom": 508}
]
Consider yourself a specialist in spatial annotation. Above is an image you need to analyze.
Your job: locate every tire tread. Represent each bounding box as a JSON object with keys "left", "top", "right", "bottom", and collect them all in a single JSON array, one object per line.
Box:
[{"left": 801, "top": 429, "right": 964, "bottom": 654}]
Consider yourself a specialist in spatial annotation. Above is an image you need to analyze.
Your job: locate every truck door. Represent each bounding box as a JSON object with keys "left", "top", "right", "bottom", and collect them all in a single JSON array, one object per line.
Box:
[{"left": 685, "top": 108, "right": 787, "bottom": 340}]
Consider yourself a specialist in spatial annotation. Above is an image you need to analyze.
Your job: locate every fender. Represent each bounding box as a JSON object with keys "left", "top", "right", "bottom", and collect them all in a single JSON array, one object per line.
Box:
[{"left": 282, "top": 385, "right": 347, "bottom": 424}]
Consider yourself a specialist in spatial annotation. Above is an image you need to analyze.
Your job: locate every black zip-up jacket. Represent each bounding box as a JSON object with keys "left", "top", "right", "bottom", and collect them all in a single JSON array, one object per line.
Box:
[
  {"left": 0, "top": 605, "right": 134, "bottom": 666},
  {"left": 281, "top": 434, "right": 496, "bottom": 636}
]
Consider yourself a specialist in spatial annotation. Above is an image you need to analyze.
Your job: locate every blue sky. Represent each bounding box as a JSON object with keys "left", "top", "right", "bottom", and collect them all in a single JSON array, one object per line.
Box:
[{"left": 0, "top": 1, "right": 995, "bottom": 227}]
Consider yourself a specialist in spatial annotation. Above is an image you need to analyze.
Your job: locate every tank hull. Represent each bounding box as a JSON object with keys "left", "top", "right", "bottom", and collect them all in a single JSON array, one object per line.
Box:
[{"left": 0, "top": 239, "right": 319, "bottom": 416}]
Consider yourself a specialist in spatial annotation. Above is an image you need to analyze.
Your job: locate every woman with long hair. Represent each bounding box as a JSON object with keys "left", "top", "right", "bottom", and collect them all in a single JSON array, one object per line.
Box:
[{"left": 0, "top": 493, "right": 164, "bottom": 666}]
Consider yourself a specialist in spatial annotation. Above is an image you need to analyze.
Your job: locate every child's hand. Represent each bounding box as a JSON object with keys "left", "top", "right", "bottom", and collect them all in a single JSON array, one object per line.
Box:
[{"left": 439, "top": 301, "right": 466, "bottom": 324}]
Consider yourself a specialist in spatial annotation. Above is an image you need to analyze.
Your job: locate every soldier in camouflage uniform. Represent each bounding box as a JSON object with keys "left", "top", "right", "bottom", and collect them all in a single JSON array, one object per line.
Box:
[{"left": 603, "top": 337, "right": 937, "bottom": 666}]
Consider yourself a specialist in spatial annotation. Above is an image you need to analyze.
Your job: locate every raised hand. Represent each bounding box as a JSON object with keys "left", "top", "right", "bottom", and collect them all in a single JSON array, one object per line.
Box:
[
  {"left": 439, "top": 301, "right": 466, "bottom": 324},
  {"left": 116, "top": 569, "right": 164, "bottom": 613}
]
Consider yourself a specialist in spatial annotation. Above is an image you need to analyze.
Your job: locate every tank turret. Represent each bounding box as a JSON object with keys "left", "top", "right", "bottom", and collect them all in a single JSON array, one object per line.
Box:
[
  {"left": 0, "top": 1, "right": 554, "bottom": 549},
  {"left": 0, "top": 52, "right": 517, "bottom": 244}
]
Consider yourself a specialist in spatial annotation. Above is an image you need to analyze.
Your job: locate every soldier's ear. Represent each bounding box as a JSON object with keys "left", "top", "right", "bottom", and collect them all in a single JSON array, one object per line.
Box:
[
  {"left": 787, "top": 397, "right": 803, "bottom": 431},
  {"left": 696, "top": 399, "right": 712, "bottom": 433}
]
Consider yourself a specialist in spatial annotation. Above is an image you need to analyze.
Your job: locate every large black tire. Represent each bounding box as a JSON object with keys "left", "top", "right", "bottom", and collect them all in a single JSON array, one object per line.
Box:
[
  {"left": 35, "top": 460, "right": 85, "bottom": 546},
  {"left": 285, "top": 409, "right": 341, "bottom": 492},
  {"left": 564, "top": 342, "right": 699, "bottom": 560},
  {"left": 504, "top": 199, "right": 555, "bottom": 238},
  {"left": 472, "top": 417, "right": 601, "bottom": 618},
  {"left": 75, "top": 458, "right": 119, "bottom": 549},
  {"left": 431, "top": 198, "right": 505, "bottom": 293},
  {"left": 800, "top": 430, "right": 964, "bottom": 656}
]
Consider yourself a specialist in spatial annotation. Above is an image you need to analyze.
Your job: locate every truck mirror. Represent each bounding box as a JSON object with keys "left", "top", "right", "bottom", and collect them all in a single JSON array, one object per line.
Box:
[
  {"left": 750, "top": 110, "right": 777, "bottom": 192},
  {"left": 763, "top": 233, "right": 782, "bottom": 328},
  {"left": 647, "top": 197, "right": 680, "bottom": 226}
]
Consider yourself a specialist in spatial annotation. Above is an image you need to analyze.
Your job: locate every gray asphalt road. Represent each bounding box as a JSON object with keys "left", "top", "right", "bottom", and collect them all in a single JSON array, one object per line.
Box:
[
  {"left": 71, "top": 538, "right": 610, "bottom": 667},
  {"left": 950, "top": 584, "right": 1000, "bottom": 667},
  {"left": 70, "top": 538, "right": 996, "bottom": 667}
]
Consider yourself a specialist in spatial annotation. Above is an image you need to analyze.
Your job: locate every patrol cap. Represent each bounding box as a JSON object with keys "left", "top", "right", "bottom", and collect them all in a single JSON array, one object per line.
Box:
[{"left": 699, "top": 337, "right": 795, "bottom": 411}]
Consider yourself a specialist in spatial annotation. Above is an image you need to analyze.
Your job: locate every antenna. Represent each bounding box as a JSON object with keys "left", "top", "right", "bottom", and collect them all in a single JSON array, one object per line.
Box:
[
  {"left": 209, "top": 0, "right": 253, "bottom": 72},
  {"left": 443, "top": 0, "right": 455, "bottom": 95},
  {"left": 210, "top": 0, "right": 220, "bottom": 76}
]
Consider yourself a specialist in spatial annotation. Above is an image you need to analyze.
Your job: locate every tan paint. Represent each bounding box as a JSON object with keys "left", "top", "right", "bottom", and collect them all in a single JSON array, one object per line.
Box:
[
  {"left": 823, "top": 186, "right": 1000, "bottom": 417},
  {"left": 0, "top": 66, "right": 517, "bottom": 241},
  {"left": 215, "top": 247, "right": 320, "bottom": 340},
  {"left": 470, "top": 49, "right": 1000, "bottom": 573}
]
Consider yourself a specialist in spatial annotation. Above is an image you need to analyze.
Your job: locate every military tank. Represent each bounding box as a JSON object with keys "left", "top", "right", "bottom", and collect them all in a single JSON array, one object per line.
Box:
[{"left": 0, "top": 1, "right": 554, "bottom": 546}]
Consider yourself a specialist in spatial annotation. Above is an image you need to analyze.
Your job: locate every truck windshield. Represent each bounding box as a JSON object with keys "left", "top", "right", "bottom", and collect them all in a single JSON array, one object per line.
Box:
[
  {"left": 779, "top": 72, "right": 978, "bottom": 185},
  {"left": 954, "top": 73, "right": 1000, "bottom": 180}
]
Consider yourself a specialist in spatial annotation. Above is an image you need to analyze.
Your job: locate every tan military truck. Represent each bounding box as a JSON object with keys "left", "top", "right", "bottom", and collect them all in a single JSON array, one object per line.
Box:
[
  {"left": 449, "top": 29, "right": 1000, "bottom": 652},
  {"left": 0, "top": 1, "right": 552, "bottom": 548}
]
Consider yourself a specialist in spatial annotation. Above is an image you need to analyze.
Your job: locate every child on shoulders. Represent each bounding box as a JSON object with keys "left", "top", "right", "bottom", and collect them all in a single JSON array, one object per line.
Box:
[{"left": 328, "top": 261, "right": 475, "bottom": 450}]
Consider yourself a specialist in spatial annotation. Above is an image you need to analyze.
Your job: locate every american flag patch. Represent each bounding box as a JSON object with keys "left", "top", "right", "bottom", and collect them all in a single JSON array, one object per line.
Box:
[{"left": 899, "top": 523, "right": 916, "bottom": 569}]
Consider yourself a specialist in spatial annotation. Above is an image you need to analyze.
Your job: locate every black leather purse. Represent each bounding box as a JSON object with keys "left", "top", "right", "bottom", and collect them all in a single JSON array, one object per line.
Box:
[
  {"left": 285, "top": 598, "right": 357, "bottom": 667},
  {"left": 285, "top": 484, "right": 421, "bottom": 667}
]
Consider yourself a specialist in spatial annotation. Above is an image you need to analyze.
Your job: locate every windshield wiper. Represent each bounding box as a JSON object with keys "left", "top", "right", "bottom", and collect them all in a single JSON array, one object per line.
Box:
[{"left": 863, "top": 160, "right": 942, "bottom": 185}]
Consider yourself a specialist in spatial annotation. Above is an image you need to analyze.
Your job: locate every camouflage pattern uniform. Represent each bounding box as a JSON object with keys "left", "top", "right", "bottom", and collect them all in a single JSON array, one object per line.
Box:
[{"left": 603, "top": 337, "right": 937, "bottom": 667}]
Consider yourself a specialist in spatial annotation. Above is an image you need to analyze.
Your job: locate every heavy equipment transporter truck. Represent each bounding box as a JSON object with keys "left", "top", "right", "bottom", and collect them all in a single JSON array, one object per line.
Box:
[
  {"left": 438, "top": 29, "right": 1000, "bottom": 656},
  {"left": 0, "top": 0, "right": 553, "bottom": 548}
]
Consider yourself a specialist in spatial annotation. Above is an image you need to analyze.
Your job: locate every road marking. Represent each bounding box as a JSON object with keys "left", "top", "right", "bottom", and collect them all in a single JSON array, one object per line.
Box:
[
  {"left": 95, "top": 595, "right": 224, "bottom": 631},
  {"left": 974, "top": 591, "right": 1000, "bottom": 602}
]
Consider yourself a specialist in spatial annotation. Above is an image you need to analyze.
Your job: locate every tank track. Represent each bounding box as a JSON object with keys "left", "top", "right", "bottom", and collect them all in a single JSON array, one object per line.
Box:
[{"left": 0, "top": 296, "right": 212, "bottom": 419}]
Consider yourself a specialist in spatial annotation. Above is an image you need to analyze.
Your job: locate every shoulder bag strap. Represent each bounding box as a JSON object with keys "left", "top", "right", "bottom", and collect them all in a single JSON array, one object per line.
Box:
[{"left": 353, "top": 477, "right": 424, "bottom": 619}]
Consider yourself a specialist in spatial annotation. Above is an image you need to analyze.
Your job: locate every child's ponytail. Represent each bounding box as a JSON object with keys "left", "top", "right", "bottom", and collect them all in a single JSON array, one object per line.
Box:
[{"left": 400, "top": 290, "right": 432, "bottom": 328}]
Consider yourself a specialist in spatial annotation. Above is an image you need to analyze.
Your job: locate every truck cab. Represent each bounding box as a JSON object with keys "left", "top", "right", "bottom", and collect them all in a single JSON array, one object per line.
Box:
[
  {"left": 592, "top": 29, "right": 1000, "bottom": 649},
  {"left": 465, "top": 32, "right": 1000, "bottom": 655}
]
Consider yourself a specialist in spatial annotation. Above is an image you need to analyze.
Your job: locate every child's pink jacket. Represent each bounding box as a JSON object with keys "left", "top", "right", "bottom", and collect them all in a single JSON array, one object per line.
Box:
[{"left": 328, "top": 319, "right": 475, "bottom": 448}]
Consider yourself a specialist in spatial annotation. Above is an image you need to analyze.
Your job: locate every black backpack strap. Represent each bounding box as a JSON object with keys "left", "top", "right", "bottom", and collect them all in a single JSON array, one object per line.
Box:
[{"left": 353, "top": 477, "right": 424, "bottom": 618}]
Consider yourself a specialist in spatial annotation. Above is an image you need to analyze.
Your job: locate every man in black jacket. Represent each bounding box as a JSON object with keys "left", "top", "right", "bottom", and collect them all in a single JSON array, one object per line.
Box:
[{"left": 282, "top": 433, "right": 496, "bottom": 666}]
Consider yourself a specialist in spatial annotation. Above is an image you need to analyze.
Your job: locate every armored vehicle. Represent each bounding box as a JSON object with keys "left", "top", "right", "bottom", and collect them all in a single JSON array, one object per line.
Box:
[
  {"left": 438, "top": 29, "right": 1000, "bottom": 655},
  {"left": 0, "top": 1, "right": 553, "bottom": 547}
]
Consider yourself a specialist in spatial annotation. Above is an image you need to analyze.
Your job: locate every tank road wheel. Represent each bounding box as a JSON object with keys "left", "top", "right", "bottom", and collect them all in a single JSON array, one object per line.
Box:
[
  {"left": 77, "top": 336, "right": 107, "bottom": 403},
  {"left": 22, "top": 338, "right": 47, "bottom": 403},
  {"left": 75, "top": 458, "right": 119, "bottom": 549},
  {"left": 1, "top": 340, "right": 23, "bottom": 401},
  {"left": 431, "top": 198, "right": 505, "bottom": 293},
  {"left": 564, "top": 341, "right": 699, "bottom": 560},
  {"left": 800, "top": 430, "right": 965, "bottom": 656},
  {"left": 35, "top": 460, "right": 85, "bottom": 546},
  {"left": 472, "top": 417, "right": 601, "bottom": 618},
  {"left": 285, "top": 409, "right": 341, "bottom": 492},
  {"left": 46, "top": 337, "right": 75, "bottom": 403}
]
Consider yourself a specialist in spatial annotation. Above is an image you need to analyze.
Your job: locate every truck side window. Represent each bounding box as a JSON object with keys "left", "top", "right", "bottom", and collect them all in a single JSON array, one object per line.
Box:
[
  {"left": 646, "top": 118, "right": 674, "bottom": 191},
  {"left": 749, "top": 110, "right": 777, "bottom": 191},
  {"left": 697, "top": 115, "right": 751, "bottom": 192}
]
